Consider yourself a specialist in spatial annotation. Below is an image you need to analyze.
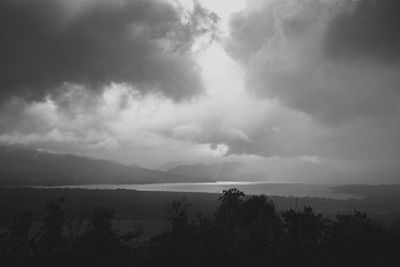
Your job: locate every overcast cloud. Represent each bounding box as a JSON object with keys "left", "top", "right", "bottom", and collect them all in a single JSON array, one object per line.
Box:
[
  {"left": 1, "top": 0, "right": 400, "bottom": 183},
  {"left": 226, "top": 0, "right": 400, "bottom": 124},
  {"left": 0, "top": 0, "right": 218, "bottom": 101}
]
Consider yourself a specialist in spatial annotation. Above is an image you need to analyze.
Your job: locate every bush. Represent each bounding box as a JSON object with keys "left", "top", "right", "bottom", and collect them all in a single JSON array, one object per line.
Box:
[{"left": 1, "top": 188, "right": 399, "bottom": 267}]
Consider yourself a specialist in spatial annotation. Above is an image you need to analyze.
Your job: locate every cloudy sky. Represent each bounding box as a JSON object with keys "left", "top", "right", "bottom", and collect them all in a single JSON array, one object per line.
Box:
[{"left": 1, "top": 0, "right": 400, "bottom": 183}]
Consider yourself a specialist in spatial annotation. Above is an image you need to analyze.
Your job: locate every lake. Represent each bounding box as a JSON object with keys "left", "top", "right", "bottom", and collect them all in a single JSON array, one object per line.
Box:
[{"left": 40, "top": 181, "right": 362, "bottom": 200}]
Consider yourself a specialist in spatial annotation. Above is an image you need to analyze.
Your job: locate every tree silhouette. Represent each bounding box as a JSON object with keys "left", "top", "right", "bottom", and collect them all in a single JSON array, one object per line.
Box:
[
  {"left": 1, "top": 188, "right": 400, "bottom": 267},
  {"left": 0, "top": 211, "right": 34, "bottom": 267},
  {"left": 72, "top": 207, "right": 132, "bottom": 266},
  {"left": 281, "top": 206, "right": 329, "bottom": 266},
  {"left": 36, "top": 197, "right": 69, "bottom": 266}
]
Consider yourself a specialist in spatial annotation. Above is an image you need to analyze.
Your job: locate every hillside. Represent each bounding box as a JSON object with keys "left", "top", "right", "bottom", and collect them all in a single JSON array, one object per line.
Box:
[
  {"left": 168, "top": 162, "right": 245, "bottom": 181},
  {"left": 167, "top": 160, "right": 344, "bottom": 183},
  {"left": 0, "top": 146, "right": 214, "bottom": 186}
]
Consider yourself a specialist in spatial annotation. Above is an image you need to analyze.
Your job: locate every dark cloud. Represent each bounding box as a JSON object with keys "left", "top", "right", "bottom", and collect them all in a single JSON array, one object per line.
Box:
[
  {"left": 226, "top": 0, "right": 400, "bottom": 125},
  {"left": 325, "top": 0, "right": 400, "bottom": 64},
  {"left": 226, "top": 5, "right": 276, "bottom": 65},
  {"left": 0, "top": 0, "right": 218, "bottom": 102}
]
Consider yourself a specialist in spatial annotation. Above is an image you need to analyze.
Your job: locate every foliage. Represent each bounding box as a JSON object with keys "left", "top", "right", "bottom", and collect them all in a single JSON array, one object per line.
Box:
[{"left": 1, "top": 188, "right": 400, "bottom": 266}]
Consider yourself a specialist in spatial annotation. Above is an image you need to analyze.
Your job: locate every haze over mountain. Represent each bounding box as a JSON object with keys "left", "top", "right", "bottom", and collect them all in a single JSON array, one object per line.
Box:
[
  {"left": 0, "top": 146, "right": 214, "bottom": 186},
  {"left": 168, "top": 162, "right": 245, "bottom": 181},
  {"left": 157, "top": 161, "right": 184, "bottom": 172},
  {"left": 167, "top": 160, "right": 357, "bottom": 184}
]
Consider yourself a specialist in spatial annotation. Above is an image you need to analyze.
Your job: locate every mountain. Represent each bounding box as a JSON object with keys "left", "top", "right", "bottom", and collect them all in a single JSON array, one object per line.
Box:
[
  {"left": 168, "top": 162, "right": 246, "bottom": 181},
  {"left": 157, "top": 161, "right": 184, "bottom": 171},
  {"left": 0, "top": 146, "right": 214, "bottom": 186},
  {"left": 167, "top": 160, "right": 344, "bottom": 183}
]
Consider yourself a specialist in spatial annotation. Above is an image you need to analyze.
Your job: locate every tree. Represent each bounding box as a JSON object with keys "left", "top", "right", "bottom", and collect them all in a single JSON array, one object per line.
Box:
[
  {"left": 39, "top": 198, "right": 67, "bottom": 250},
  {"left": 37, "top": 197, "right": 68, "bottom": 266},
  {"left": 0, "top": 211, "right": 34, "bottom": 267},
  {"left": 281, "top": 206, "right": 329, "bottom": 266},
  {"left": 215, "top": 188, "right": 245, "bottom": 224}
]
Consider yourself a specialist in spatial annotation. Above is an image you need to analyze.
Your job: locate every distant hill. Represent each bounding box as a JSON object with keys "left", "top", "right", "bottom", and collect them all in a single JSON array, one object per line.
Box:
[
  {"left": 157, "top": 161, "right": 183, "bottom": 171},
  {"left": 167, "top": 160, "right": 344, "bottom": 183},
  {"left": 168, "top": 162, "right": 246, "bottom": 181},
  {"left": 0, "top": 146, "right": 214, "bottom": 186}
]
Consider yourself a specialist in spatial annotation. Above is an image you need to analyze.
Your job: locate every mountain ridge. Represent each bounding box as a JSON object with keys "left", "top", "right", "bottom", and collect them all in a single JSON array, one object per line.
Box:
[{"left": 0, "top": 146, "right": 214, "bottom": 186}]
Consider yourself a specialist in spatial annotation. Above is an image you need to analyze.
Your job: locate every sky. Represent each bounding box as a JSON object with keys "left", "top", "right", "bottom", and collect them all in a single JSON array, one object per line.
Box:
[{"left": 1, "top": 0, "right": 400, "bottom": 183}]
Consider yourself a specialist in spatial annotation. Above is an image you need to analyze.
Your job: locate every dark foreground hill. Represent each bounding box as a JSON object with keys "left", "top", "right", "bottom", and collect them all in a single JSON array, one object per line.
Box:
[
  {"left": 0, "top": 146, "right": 214, "bottom": 186},
  {"left": 1, "top": 188, "right": 400, "bottom": 267}
]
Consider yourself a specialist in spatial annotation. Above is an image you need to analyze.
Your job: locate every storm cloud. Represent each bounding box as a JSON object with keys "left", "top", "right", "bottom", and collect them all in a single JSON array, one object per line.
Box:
[
  {"left": 326, "top": 0, "right": 400, "bottom": 64},
  {"left": 0, "top": 0, "right": 218, "bottom": 102},
  {"left": 226, "top": 0, "right": 400, "bottom": 124},
  {"left": 1, "top": 0, "right": 400, "bottom": 183}
]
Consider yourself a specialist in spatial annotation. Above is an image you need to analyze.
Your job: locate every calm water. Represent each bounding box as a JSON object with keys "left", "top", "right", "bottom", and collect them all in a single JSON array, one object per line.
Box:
[{"left": 42, "top": 182, "right": 361, "bottom": 200}]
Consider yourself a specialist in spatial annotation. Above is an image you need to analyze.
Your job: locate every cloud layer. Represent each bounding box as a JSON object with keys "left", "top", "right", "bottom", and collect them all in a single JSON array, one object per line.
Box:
[
  {"left": 0, "top": 0, "right": 218, "bottom": 102},
  {"left": 1, "top": 0, "right": 400, "bottom": 183},
  {"left": 226, "top": 0, "right": 400, "bottom": 124},
  {"left": 326, "top": 0, "right": 400, "bottom": 64},
  {"left": 221, "top": 0, "right": 400, "bottom": 180}
]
